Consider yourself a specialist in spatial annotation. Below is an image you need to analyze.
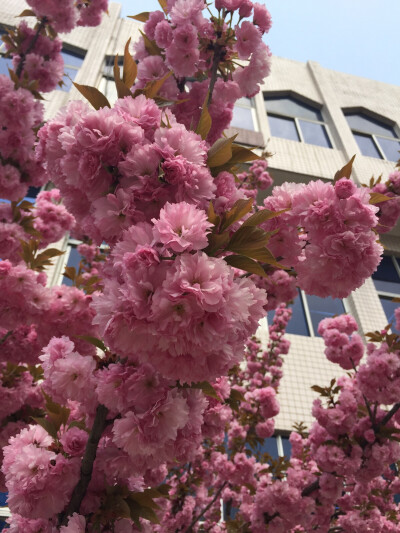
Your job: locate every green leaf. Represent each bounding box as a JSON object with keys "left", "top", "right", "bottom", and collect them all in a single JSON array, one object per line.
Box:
[
  {"left": 369, "top": 192, "right": 393, "bottom": 204},
  {"left": 191, "top": 381, "right": 221, "bottom": 401},
  {"left": 63, "top": 266, "right": 76, "bottom": 281},
  {"left": 42, "top": 392, "right": 70, "bottom": 431},
  {"left": 123, "top": 38, "right": 137, "bottom": 88},
  {"left": 32, "top": 417, "right": 58, "bottom": 440},
  {"left": 73, "top": 82, "right": 111, "bottom": 110},
  {"left": 129, "top": 493, "right": 160, "bottom": 510},
  {"left": 128, "top": 12, "right": 150, "bottom": 22},
  {"left": 17, "top": 200, "right": 34, "bottom": 211},
  {"left": 333, "top": 154, "right": 356, "bottom": 182},
  {"left": 139, "top": 30, "right": 162, "bottom": 56},
  {"left": 158, "top": 0, "right": 168, "bottom": 14},
  {"left": 32, "top": 248, "right": 65, "bottom": 271},
  {"left": 143, "top": 71, "right": 172, "bottom": 99},
  {"left": 224, "top": 255, "right": 267, "bottom": 277},
  {"left": 114, "top": 55, "right": 133, "bottom": 99},
  {"left": 75, "top": 335, "right": 107, "bottom": 352},
  {"left": 242, "top": 208, "right": 289, "bottom": 227},
  {"left": 195, "top": 99, "right": 212, "bottom": 140},
  {"left": 205, "top": 232, "right": 230, "bottom": 256},
  {"left": 207, "top": 202, "right": 220, "bottom": 226},
  {"left": 226, "top": 388, "right": 245, "bottom": 412},
  {"left": 311, "top": 385, "right": 326, "bottom": 394},
  {"left": 228, "top": 226, "right": 270, "bottom": 252},
  {"left": 68, "top": 419, "right": 89, "bottom": 432},
  {"left": 220, "top": 198, "right": 253, "bottom": 232},
  {"left": 229, "top": 144, "right": 261, "bottom": 165},
  {"left": 18, "top": 9, "right": 36, "bottom": 17},
  {"left": 207, "top": 136, "right": 237, "bottom": 168}
]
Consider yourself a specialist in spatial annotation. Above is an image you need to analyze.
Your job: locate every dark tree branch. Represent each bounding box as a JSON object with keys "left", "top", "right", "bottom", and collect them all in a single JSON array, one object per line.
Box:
[
  {"left": 15, "top": 18, "right": 47, "bottom": 79},
  {"left": 185, "top": 481, "right": 227, "bottom": 532},
  {"left": 207, "top": 44, "right": 224, "bottom": 106},
  {"left": 301, "top": 479, "right": 320, "bottom": 497},
  {"left": 379, "top": 402, "right": 400, "bottom": 428},
  {"left": 58, "top": 404, "right": 109, "bottom": 527}
]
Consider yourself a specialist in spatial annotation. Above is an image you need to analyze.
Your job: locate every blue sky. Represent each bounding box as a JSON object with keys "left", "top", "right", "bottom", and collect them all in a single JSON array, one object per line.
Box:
[{"left": 118, "top": 0, "right": 400, "bottom": 86}]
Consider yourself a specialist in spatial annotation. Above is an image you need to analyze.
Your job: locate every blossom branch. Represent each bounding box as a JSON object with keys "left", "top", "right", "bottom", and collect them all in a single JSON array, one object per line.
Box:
[
  {"left": 15, "top": 18, "right": 47, "bottom": 79},
  {"left": 185, "top": 481, "right": 227, "bottom": 532},
  {"left": 58, "top": 404, "right": 109, "bottom": 526}
]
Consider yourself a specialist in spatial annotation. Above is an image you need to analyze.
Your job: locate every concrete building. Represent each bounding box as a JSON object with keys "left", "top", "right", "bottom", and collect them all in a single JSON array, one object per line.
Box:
[{"left": 2, "top": 0, "right": 400, "bottom": 451}]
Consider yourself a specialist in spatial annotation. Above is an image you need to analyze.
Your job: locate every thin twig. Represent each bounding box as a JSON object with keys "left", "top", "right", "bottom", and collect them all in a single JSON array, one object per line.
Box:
[
  {"left": 58, "top": 404, "right": 109, "bottom": 526},
  {"left": 185, "top": 481, "right": 227, "bottom": 532},
  {"left": 16, "top": 18, "right": 47, "bottom": 78}
]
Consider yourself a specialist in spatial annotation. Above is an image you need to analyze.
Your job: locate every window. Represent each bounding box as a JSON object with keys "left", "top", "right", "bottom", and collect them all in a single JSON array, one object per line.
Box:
[
  {"left": 269, "top": 289, "right": 346, "bottom": 337},
  {"left": 223, "top": 435, "right": 291, "bottom": 521},
  {"left": 0, "top": 30, "right": 12, "bottom": 76},
  {"left": 345, "top": 112, "right": 400, "bottom": 162},
  {"left": 98, "top": 56, "right": 124, "bottom": 105},
  {"left": 265, "top": 95, "right": 333, "bottom": 148},
  {"left": 59, "top": 48, "right": 85, "bottom": 92},
  {"left": 231, "top": 97, "right": 258, "bottom": 131},
  {"left": 372, "top": 255, "right": 400, "bottom": 333},
  {"left": 62, "top": 240, "right": 83, "bottom": 286}
]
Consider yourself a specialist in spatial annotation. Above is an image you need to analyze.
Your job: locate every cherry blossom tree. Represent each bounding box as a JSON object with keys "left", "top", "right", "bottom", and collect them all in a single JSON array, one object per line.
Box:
[{"left": 1, "top": 0, "right": 400, "bottom": 531}]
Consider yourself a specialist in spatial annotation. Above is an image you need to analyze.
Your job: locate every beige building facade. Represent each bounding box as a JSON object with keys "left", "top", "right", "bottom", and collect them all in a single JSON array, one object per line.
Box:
[{"left": 1, "top": 0, "right": 400, "bottom": 436}]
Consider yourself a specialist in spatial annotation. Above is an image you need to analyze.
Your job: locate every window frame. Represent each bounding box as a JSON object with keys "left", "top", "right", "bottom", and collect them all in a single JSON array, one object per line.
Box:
[
  {"left": 231, "top": 97, "right": 259, "bottom": 132},
  {"left": 58, "top": 46, "right": 86, "bottom": 92},
  {"left": 264, "top": 94, "right": 334, "bottom": 149},
  {"left": 98, "top": 55, "right": 124, "bottom": 105},
  {"left": 372, "top": 255, "right": 400, "bottom": 330},
  {"left": 270, "top": 288, "right": 349, "bottom": 338},
  {"left": 344, "top": 111, "right": 400, "bottom": 162}
]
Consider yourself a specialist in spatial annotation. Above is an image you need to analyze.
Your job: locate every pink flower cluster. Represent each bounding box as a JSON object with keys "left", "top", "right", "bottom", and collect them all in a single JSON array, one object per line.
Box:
[
  {"left": 2, "top": 425, "right": 80, "bottom": 519},
  {"left": 0, "top": 261, "right": 97, "bottom": 358},
  {"left": 237, "top": 158, "right": 273, "bottom": 200},
  {"left": 357, "top": 341, "right": 400, "bottom": 404},
  {"left": 252, "top": 269, "right": 298, "bottom": 312},
  {"left": 27, "top": 0, "right": 109, "bottom": 33},
  {"left": 0, "top": 202, "right": 27, "bottom": 263},
  {"left": 262, "top": 178, "right": 383, "bottom": 297},
  {"left": 37, "top": 96, "right": 216, "bottom": 243},
  {"left": 32, "top": 189, "right": 75, "bottom": 246},
  {"left": 7, "top": 22, "right": 64, "bottom": 93},
  {"left": 93, "top": 210, "right": 266, "bottom": 383},
  {"left": 133, "top": 0, "right": 272, "bottom": 143},
  {"left": 0, "top": 75, "right": 46, "bottom": 201},
  {"left": 318, "top": 314, "right": 364, "bottom": 370},
  {"left": 371, "top": 171, "right": 400, "bottom": 233}
]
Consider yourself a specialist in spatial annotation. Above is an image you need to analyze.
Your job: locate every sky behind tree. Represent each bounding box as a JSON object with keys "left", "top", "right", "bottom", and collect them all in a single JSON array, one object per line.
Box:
[{"left": 118, "top": 0, "right": 400, "bottom": 86}]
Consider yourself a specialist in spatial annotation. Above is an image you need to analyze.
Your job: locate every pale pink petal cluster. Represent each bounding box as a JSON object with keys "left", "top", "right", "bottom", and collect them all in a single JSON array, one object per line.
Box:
[{"left": 263, "top": 179, "right": 382, "bottom": 298}]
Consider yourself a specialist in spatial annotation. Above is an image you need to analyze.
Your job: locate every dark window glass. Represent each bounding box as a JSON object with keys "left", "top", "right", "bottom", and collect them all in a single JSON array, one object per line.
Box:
[
  {"left": 346, "top": 113, "right": 396, "bottom": 138},
  {"left": 299, "top": 120, "right": 332, "bottom": 148},
  {"left": 265, "top": 97, "right": 322, "bottom": 121},
  {"left": 372, "top": 256, "right": 400, "bottom": 294},
  {"left": 0, "top": 55, "right": 12, "bottom": 76},
  {"left": 281, "top": 437, "right": 292, "bottom": 458},
  {"left": 258, "top": 436, "right": 279, "bottom": 460},
  {"left": 269, "top": 115, "right": 300, "bottom": 141},
  {"left": 58, "top": 49, "right": 85, "bottom": 92},
  {"left": 353, "top": 132, "right": 382, "bottom": 159},
  {"left": 286, "top": 289, "right": 310, "bottom": 336},
  {"left": 305, "top": 295, "right": 345, "bottom": 337},
  {"left": 62, "top": 246, "right": 82, "bottom": 286},
  {"left": 26, "top": 186, "right": 41, "bottom": 200},
  {"left": 378, "top": 137, "right": 400, "bottom": 162},
  {"left": 379, "top": 296, "right": 400, "bottom": 333},
  {"left": 231, "top": 105, "right": 254, "bottom": 130},
  {"left": 61, "top": 49, "right": 85, "bottom": 68}
]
